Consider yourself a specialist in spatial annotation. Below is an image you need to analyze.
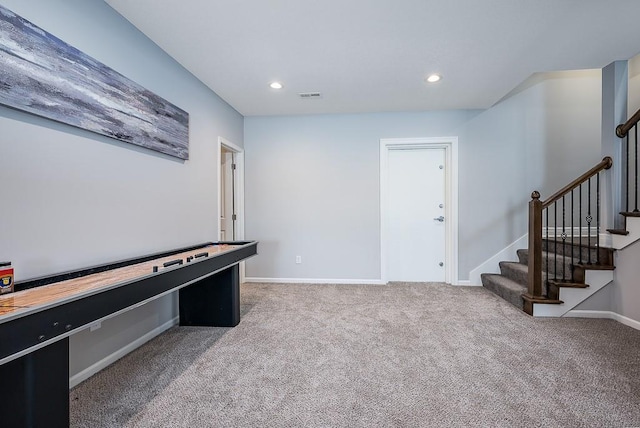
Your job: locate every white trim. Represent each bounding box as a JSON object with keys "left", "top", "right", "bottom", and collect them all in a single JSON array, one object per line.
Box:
[
  {"left": 610, "top": 216, "right": 640, "bottom": 249},
  {"left": 217, "top": 137, "right": 246, "bottom": 282},
  {"left": 456, "top": 280, "right": 472, "bottom": 286},
  {"left": 542, "top": 226, "right": 598, "bottom": 238},
  {"left": 468, "top": 234, "right": 528, "bottom": 286},
  {"left": 532, "top": 269, "right": 613, "bottom": 317},
  {"left": 564, "top": 310, "right": 640, "bottom": 331},
  {"left": 69, "top": 316, "right": 179, "bottom": 388},
  {"left": 599, "top": 232, "right": 612, "bottom": 249},
  {"left": 379, "top": 137, "right": 459, "bottom": 285},
  {"left": 244, "top": 277, "right": 472, "bottom": 286},
  {"left": 244, "top": 277, "right": 386, "bottom": 285}
]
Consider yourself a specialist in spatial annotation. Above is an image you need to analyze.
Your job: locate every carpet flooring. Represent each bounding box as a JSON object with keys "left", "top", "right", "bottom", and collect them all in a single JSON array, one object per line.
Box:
[{"left": 70, "top": 283, "right": 640, "bottom": 427}]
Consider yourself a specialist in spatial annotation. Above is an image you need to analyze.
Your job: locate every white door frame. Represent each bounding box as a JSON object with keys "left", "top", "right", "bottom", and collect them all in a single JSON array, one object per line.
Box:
[
  {"left": 380, "top": 137, "right": 459, "bottom": 285},
  {"left": 217, "top": 137, "right": 246, "bottom": 278}
]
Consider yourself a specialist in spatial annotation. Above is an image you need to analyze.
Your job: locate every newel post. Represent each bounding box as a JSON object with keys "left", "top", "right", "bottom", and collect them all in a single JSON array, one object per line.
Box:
[{"left": 526, "top": 191, "right": 544, "bottom": 303}]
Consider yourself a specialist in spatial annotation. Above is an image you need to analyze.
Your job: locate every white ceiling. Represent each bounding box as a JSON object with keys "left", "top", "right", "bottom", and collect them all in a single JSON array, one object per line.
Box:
[{"left": 105, "top": 0, "right": 640, "bottom": 117}]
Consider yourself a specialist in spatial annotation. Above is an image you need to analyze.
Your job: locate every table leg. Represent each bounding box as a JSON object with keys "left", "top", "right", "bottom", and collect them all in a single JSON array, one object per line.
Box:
[
  {"left": 0, "top": 338, "right": 69, "bottom": 428},
  {"left": 179, "top": 264, "right": 240, "bottom": 327}
]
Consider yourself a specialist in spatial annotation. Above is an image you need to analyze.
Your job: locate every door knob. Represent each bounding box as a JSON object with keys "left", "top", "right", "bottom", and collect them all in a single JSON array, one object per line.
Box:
[{"left": 433, "top": 216, "right": 445, "bottom": 222}]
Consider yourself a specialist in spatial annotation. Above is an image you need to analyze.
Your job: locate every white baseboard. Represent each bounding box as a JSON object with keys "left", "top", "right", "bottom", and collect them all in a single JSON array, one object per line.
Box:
[
  {"left": 542, "top": 229, "right": 611, "bottom": 247},
  {"left": 245, "top": 277, "right": 474, "bottom": 286},
  {"left": 456, "top": 280, "right": 475, "bottom": 286},
  {"left": 69, "top": 316, "right": 179, "bottom": 388},
  {"left": 244, "top": 277, "right": 386, "bottom": 285},
  {"left": 468, "top": 234, "right": 528, "bottom": 286},
  {"left": 543, "top": 226, "right": 599, "bottom": 238},
  {"left": 564, "top": 310, "right": 640, "bottom": 331}
]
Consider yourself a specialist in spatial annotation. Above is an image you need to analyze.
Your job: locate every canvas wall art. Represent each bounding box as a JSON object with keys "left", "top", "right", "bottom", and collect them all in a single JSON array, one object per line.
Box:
[{"left": 0, "top": 5, "right": 189, "bottom": 160}]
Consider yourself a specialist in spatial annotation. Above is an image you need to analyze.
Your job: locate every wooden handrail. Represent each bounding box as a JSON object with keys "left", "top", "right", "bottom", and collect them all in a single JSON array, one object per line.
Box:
[
  {"left": 524, "top": 156, "right": 613, "bottom": 315},
  {"left": 616, "top": 108, "right": 640, "bottom": 138},
  {"left": 541, "top": 156, "right": 613, "bottom": 208}
]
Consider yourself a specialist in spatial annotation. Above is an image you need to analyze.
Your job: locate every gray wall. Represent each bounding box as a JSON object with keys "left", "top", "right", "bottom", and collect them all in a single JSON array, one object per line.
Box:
[
  {"left": 0, "top": 0, "right": 243, "bottom": 377},
  {"left": 629, "top": 53, "right": 640, "bottom": 113},
  {"left": 245, "top": 111, "right": 475, "bottom": 280},
  {"left": 244, "top": 70, "right": 602, "bottom": 282},
  {"left": 610, "top": 241, "right": 640, "bottom": 321}
]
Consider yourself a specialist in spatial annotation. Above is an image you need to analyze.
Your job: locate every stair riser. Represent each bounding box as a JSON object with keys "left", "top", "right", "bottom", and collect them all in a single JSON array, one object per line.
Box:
[
  {"left": 542, "top": 257, "right": 573, "bottom": 281},
  {"left": 517, "top": 250, "right": 573, "bottom": 281},
  {"left": 499, "top": 263, "right": 528, "bottom": 286},
  {"left": 498, "top": 263, "right": 549, "bottom": 296},
  {"left": 542, "top": 240, "right": 613, "bottom": 266}
]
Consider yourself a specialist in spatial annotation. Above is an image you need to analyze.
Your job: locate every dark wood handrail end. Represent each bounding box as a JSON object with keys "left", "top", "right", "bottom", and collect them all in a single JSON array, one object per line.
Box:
[{"left": 618, "top": 108, "right": 640, "bottom": 138}]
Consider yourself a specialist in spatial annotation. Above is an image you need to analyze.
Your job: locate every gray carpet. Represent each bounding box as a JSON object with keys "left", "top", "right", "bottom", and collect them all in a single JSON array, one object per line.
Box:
[{"left": 70, "top": 283, "right": 640, "bottom": 427}]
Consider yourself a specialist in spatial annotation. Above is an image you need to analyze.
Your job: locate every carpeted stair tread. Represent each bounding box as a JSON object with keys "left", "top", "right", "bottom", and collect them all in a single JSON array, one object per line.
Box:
[{"left": 481, "top": 273, "right": 525, "bottom": 309}]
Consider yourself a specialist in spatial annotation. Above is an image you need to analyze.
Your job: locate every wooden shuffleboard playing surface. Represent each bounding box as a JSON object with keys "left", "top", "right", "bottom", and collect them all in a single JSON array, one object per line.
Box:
[
  {"left": 0, "top": 243, "right": 237, "bottom": 318},
  {"left": 0, "top": 241, "right": 257, "bottom": 362}
]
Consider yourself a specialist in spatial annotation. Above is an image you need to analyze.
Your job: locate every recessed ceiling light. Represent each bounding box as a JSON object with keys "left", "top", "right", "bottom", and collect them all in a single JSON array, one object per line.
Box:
[
  {"left": 269, "top": 82, "right": 283, "bottom": 89},
  {"left": 425, "top": 74, "right": 441, "bottom": 83}
]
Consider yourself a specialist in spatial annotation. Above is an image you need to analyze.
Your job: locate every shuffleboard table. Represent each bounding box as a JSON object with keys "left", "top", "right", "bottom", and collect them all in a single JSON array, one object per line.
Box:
[{"left": 0, "top": 241, "right": 258, "bottom": 428}]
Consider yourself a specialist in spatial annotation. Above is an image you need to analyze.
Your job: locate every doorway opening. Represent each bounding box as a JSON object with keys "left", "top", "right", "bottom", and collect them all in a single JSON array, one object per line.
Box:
[
  {"left": 380, "top": 137, "right": 459, "bottom": 284},
  {"left": 218, "top": 137, "right": 245, "bottom": 242}
]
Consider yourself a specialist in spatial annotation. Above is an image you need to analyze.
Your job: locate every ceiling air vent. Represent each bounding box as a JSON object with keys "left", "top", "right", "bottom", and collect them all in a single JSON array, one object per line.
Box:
[{"left": 298, "top": 92, "right": 322, "bottom": 99}]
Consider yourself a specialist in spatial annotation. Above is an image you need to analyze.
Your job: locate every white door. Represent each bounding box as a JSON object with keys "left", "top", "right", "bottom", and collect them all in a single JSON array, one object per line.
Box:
[{"left": 387, "top": 147, "right": 446, "bottom": 281}]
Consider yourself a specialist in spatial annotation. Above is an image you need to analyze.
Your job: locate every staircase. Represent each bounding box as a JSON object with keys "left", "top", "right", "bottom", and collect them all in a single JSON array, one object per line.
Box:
[
  {"left": 481, "top": 240, "right": 615, "bottom": 316},
  {"left": 482, "top": 109, "right": 640, "bottom": 316}
]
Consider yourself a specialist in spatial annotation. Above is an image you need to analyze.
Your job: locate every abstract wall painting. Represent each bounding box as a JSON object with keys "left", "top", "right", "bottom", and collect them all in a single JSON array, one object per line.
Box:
[{"left": 0, "top": 5, "right": 189, "bottom": 160}]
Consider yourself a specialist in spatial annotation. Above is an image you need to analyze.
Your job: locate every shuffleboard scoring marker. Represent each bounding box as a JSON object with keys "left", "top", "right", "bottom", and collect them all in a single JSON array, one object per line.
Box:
[{"left": 163, "top": 259, "right": 184, "bottom": 268}]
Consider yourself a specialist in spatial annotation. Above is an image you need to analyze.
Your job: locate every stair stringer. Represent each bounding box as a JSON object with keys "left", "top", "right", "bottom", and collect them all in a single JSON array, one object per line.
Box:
[
  {"left": 532, "top": 270, "right": 613, "bottom": 317},
  {"left": 611, "top": 217, "right": 640, "bottom": 249}
]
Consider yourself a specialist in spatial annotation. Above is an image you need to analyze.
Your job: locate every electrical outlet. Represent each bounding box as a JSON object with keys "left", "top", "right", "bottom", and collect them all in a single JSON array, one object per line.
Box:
[{"left": 296, "top": 255, "right": 302, "bottom": 264}]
